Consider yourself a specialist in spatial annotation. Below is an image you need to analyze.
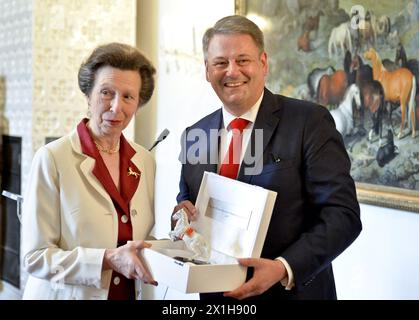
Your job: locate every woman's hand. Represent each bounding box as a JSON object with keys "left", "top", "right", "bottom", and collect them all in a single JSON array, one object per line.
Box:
[{"left": 103, "top": 240, "right": 157, "bottom": 285}]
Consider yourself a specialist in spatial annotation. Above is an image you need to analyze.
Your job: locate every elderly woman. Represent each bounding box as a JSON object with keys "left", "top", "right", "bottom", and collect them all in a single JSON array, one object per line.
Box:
[{"left": 21, "top": 43, "right": 157, "bottom": 300}]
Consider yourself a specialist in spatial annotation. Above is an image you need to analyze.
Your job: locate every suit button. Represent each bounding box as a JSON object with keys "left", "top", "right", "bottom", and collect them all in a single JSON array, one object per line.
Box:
[
  {"left": 121, "top": 215, "right": 128, "bottom": 223},
  {"left": 131, "top": 209, "right": 137, "bottom": 216},
  {"left": 113, "top": 276, "right": 120, "bottom": 285}
]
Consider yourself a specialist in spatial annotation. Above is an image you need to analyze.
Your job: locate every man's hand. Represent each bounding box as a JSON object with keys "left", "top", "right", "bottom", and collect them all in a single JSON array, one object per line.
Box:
[
  {"left": 171, "top": 200, "right": 198, "bottom": 229},
  {"left": 223, "top": 258, "right": 287, "bottom": 300},
  {"left": 103, "top": 240, "right": 157, "bottom": 286}
]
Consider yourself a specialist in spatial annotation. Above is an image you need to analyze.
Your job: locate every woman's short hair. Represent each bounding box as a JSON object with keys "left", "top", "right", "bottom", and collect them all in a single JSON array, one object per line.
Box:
[
  {"left": 202, "top": 15, "right": 265, "bottom": 60},
  {"left": 78, "top": 43, "right": 156, "bottom": 107}
]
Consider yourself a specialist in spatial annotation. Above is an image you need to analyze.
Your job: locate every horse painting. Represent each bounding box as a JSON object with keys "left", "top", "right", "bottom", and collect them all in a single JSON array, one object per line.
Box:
[
  {"left": 376, "top": 129, "right": 398, "bottom": 167},
  {"left": 344, "top": 50, "right": 356, "bottom": 85},
  {"left": 307, "top": 65, "right": 335, "bottom": 99},
  {"left": 330, "top": 84, "right": 361, "bottom": 137},
  {"left": 297, "top": 30, "right": 311, "bottom": 52},
  {"left": 395, "top": 43, "right": 419, "bottom": 93},
  {"left": 302, "top": 10, "right": 323, "bottom": 39},
  {"left": 364, "top": 47, "right": 417, "bottom": 138},
  {"left": 361, "top": 80, "right": 386, "bottom": 141},
  {"left": 350, "top": 54, "right": 373, "bottom": 86},
  {"left": 328, "top": 22, "right": 353, "bottom": 58},
  {"left": 359, "top": 11, "right": 376, "bottom": 49},
  {"left": 317, "top": 70, "right": 348, "bottom": 107},
  {"left": 238, "top": 0, "right": 419, "bottom": 193}
]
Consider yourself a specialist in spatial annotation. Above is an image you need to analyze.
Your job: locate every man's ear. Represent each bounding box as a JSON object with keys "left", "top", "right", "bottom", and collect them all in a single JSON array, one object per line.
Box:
[
  {"left": 205, "top": 60, "right": 210, "bottom": 82},
  {"left": 261, "top": 51, "right": 269, "bottom": 76}
]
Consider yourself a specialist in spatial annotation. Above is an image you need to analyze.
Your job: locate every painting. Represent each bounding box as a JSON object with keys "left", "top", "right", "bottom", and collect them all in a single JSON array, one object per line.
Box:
[{"left": 236, "top": 0, "right": 419, "bottom": 212}]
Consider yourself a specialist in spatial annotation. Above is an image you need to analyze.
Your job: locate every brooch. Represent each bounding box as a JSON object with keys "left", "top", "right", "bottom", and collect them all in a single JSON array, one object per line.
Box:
[{"left": 128, "top": 167, "right": 140, "bottom": 178}]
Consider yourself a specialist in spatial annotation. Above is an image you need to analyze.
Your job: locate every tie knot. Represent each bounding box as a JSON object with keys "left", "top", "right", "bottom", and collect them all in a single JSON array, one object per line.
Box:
[{"left": 229, "top": 118, "right": 249, "bottom": 133}]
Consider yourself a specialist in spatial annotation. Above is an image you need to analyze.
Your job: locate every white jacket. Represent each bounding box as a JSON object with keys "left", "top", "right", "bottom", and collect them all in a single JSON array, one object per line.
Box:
[{"left": 21, "top": 128, "right": 155, "bottom": 299}]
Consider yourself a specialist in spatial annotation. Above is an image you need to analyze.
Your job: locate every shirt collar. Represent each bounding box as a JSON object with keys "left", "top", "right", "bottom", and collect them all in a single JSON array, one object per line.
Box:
[{"left": 222, "top": 91, "right": 264, "bottom": 129}]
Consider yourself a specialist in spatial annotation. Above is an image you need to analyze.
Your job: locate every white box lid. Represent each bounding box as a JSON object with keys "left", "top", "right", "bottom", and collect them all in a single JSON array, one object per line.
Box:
[{"left": 191, "top": 172, "right": 277, "bottom": 259}]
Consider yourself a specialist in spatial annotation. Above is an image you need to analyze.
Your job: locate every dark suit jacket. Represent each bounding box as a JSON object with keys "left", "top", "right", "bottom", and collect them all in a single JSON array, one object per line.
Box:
[{"left": 177, "top": 88, "right": 361, "bottom": 300}]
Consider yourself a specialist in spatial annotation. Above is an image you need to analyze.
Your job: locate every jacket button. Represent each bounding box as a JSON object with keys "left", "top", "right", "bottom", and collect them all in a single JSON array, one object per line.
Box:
[
  {"left": 121, "top": 215, "right": 128, "bottom": 223},
  {"left": 113, "top": 276, "right": 120, "bottom": 285}
]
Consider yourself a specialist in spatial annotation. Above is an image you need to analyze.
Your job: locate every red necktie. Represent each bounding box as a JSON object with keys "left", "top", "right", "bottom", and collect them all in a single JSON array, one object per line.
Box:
[{"left": 219, "top": 118, "right": 250, "bottom": 179}]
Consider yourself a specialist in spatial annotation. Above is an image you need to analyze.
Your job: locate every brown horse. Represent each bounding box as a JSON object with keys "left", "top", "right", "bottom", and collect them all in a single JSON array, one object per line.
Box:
[
  {"left": 361, "top": 80, "right": 385, "bottom": 141},
  {"left": 317, "top": 70, "right": 348, "bottom": 107},
  {"left": 364, "top": 47, "right": 416, "bottom": 138},
  {"left": 302, "top": 10, "right": 323, "bottom": 39},
  {"left": 297, "top": 31, "right": 311, "bottom": 52}
]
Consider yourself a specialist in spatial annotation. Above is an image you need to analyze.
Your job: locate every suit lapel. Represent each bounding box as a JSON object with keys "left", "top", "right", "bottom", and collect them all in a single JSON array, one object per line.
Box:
[
  {"left": 119, "top": 137, "right": 140, "bottom": 204},
  {"left": 70, "top": 130, "right": 113, "bottom": 214},
  {"left": 91, "top": 159, "right": 129, "bottom": 214},
  {"left": 202, "top": 109, "right": 222, "bottom": 174},
  {"left": 128, "top": 150, "right": 144, "bottom": 203},
  {"left": 79, "top": 157, "right": 114, "bottom": 208},
  {"left": 239, "top": 89, "right": 281, "bottom": 184},
  {"left": 71, "top": 123, "right": 131, "bottom": 215}
]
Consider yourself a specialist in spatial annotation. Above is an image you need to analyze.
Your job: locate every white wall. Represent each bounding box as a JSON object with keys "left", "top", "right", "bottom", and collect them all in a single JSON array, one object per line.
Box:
[
  {"left": 138, "top": 0, "right": 419, "bottom": 300},
  {"left": 334, "top": 204, "right": 419, "bottom": 300},
  {"left": 137, "top": 0, "right": 235, "bottom": 239}
]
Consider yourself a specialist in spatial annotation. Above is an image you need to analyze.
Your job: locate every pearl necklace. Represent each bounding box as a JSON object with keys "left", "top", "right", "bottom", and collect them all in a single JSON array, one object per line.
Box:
[{"left": 94, "top": 140, "right": 120, "bottom": 154}]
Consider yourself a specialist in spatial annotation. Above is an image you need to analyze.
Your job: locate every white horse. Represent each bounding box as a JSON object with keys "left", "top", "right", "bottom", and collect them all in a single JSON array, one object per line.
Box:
[
  {"left": 330, "top": 84, "right": 361, "bottom": 136},
  {"left": 169, "top": 209, "right": 210, "bottom": 261},
  {"left": 328, "top": 22, "right": 353, "bottom": 58}
]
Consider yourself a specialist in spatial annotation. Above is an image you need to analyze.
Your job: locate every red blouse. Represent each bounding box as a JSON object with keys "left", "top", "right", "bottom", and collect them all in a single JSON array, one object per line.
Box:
[{"left": 77, "top": 119, "right": 141, "bottom": 300}]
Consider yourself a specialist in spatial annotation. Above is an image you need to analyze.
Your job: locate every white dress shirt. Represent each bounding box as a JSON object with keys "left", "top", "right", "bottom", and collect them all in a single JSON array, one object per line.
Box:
[{"left": 218, "top": 93, "right": 263, "bottom": 171}]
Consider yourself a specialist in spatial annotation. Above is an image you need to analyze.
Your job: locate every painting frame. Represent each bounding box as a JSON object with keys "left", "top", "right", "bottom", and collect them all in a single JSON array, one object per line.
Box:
[{"left": 235, "top": 0, "right": 419, "bottom": 213}]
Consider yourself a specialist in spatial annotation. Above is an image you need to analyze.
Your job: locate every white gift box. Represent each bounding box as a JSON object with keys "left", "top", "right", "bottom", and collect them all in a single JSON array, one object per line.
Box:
[{"left": 142, "top": 172, "right": 277, "bottom": 293}]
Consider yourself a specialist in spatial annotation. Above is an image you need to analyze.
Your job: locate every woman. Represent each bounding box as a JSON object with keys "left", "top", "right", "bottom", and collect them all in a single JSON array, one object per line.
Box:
[{"left": 21, "top": 43, "right": 157, "bottom": 300}]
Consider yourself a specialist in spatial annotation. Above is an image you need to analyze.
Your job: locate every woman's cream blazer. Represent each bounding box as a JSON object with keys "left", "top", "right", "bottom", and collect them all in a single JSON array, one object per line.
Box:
[{"left": 21, "top": 128, "right": 155, "bottom": 299}]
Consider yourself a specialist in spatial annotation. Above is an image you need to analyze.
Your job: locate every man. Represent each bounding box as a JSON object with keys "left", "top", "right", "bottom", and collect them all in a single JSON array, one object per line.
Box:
[{"left": 174, "top": 15, "right": 361, "bottom": 300}]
